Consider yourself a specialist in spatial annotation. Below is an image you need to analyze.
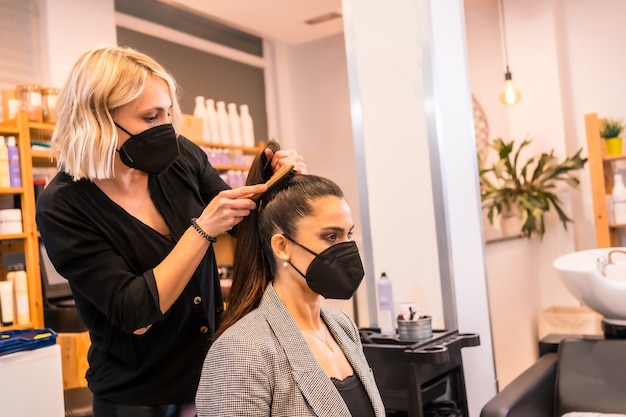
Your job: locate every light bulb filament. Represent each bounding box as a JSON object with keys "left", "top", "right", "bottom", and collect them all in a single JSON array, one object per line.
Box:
[{"left": 500, "top": 71, "right": 521, "bottom": 106}]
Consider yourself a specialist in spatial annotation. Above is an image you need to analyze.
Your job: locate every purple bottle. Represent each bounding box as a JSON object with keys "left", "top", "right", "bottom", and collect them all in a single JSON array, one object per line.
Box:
[{"left": 377, "top": 272, "right": 396, "bottom": 335}]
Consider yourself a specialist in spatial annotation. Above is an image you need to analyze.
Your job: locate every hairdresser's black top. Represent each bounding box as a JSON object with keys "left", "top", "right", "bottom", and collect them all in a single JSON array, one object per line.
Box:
[{"left": 36, "top": 136, "right": 229, "bottom": 405}]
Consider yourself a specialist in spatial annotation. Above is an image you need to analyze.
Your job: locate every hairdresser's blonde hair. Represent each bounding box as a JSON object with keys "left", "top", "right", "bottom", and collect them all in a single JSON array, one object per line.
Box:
[{"left": 51, "top": 46, "right": 182, "bottom": 181}]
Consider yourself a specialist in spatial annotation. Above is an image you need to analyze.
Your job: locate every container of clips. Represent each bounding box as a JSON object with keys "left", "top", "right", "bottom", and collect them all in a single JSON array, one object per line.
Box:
[
  {"left": 397, "top": 316, "right": 432, "bottom": 341},
  {"left": 396, "top": 302, "right": 432, "bottom": 340}
]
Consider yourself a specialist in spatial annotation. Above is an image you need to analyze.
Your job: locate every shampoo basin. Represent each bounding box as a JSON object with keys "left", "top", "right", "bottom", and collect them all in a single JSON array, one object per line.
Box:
[{"left": 553, "top": 248, "right": 626, "bottom": 325}]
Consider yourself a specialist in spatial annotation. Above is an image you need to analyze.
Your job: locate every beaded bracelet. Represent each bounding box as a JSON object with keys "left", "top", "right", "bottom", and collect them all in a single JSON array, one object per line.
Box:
[{"left": 190, "top": 218, "right": 217, "bottom": 243}]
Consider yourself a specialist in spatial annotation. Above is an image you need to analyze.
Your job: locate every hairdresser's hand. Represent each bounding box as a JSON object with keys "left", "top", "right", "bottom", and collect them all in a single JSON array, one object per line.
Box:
[
  {"left": 264, "top": 148, "right": 307, "bottom": 174},
  {"left": 197, "top": 184, "right": 267, "bottom": 236}
]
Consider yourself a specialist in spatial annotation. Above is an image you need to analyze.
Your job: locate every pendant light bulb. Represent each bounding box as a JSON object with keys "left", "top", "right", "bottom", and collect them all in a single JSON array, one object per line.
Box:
[{"left": 500, "top": 68, "right": 521, "bottom": 106}]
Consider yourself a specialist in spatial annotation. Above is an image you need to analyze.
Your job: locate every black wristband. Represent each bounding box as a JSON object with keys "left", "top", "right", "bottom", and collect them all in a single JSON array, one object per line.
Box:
[{"left": 190, "top": 218, "right": 217, "bottom": 242}]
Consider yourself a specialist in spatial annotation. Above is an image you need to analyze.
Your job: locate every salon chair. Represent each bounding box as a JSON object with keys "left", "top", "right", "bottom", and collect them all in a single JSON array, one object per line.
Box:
[
  {"left": 64, "top": 386, "right": 93, "bottom": 417},
  {"left": 480, "top": 338, "right": 626, "bottom": 417}
]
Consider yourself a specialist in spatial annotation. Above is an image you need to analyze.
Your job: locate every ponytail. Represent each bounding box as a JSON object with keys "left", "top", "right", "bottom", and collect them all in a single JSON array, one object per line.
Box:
[{"left": 214, "top": 141, "right": 280, "bottom": 339}]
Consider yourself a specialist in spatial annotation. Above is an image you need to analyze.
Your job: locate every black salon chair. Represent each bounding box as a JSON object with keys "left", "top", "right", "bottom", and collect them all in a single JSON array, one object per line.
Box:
[
  {"left": 480, "top": 337, "right": 626, "bottom": 417},
  {"left": 64, "top": 386, "right": 93, "bottom": 417}
]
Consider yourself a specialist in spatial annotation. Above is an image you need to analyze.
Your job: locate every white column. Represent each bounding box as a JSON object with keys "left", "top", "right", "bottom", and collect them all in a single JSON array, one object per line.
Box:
[
  {"left": 37, "top": 0, "right": 117, "bottom": 87},
  {"left": 428, "top": 1, "right": 498, "bottom": 413},
  {"left": 342, "top": 0, "right": 497, "bottom": 414},
  {"left": 342, "top": 0, "right": 444, "bottom": 330}
]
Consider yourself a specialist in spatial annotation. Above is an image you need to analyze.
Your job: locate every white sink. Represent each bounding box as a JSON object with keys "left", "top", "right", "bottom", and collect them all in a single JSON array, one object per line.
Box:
[{"left": 553, "top": 248, "right": 626, "bottom": 325}]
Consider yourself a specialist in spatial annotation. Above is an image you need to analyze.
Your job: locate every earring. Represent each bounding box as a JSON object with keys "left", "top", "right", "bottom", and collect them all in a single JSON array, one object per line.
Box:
[{"left": 283, "top": 257, "right": 289, "bottom": 267}]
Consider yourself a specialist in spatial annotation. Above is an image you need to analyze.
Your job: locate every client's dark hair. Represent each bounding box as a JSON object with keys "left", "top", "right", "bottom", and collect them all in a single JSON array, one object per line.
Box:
[{"left": 215, "top": 140, "right": 343, "bottom": 338}]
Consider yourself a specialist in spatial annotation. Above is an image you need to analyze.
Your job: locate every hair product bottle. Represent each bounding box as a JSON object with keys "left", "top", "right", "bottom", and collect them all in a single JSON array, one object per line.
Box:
[
  {"left": 193, "top": 96, "right": 211, "bottom": 144},
  {"left": 12, "top": 264, "right": 29, "bottom": 325},
  {"left": 216, "top": 101, "right": 231, "bottom": 145},
  {"left": 6, "top": 136, "right": 20, "bottom": 188},
  {"left": 205, "top": 99, "right": 219, "bottom": 145},
  {"left": 227, "top": 103, "right": 242, "bottom": 147},
  {"left": 0, "top": 280, "right": 14, "bottom": 326},
  {"left": 239, "top": 104, "right": 255, "bottom": 148},
  {"left": 377, "top": 272, "right": 396, "bottom": 336},
  {"left": 613, "top": 173, "right": 626, "bottom": 225},
  {"left": 0, "top": 136, "right": 10, "bottom": 188}
]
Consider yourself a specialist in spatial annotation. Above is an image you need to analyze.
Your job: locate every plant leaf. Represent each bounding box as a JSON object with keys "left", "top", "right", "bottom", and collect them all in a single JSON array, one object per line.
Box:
[{"left": 478, "top": 137, "right": 587, "bottom": 239}]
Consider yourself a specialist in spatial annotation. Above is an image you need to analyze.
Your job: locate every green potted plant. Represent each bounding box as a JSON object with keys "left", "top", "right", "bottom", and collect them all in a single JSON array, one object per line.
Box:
[
  {"left": 479, "top": 138, "right": 587, "bottom": 238},
  {"left": 600, "top": 118, "right": 625, "bottom": 156}
]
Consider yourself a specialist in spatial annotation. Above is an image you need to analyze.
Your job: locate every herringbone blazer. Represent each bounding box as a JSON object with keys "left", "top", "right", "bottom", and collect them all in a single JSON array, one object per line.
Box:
[{"left": 195, "top": 284, "right": 386, "bottom": 417}]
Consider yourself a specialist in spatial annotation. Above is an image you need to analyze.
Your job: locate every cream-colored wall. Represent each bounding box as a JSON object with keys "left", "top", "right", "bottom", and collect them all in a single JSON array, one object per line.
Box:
[
  {"left": 465, "top": 0, "right": 567, "bottom": 389},
  {"left": 36, "top": 0, "right": 117, "bottom": 87},
  {"left": 465, "top": 0, "right": 626, "bottom": 389}
]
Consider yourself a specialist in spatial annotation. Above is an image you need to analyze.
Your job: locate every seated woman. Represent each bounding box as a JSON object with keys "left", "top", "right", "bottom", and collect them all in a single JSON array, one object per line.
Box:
[{"left": 195, "top": 141, "right": 385, "bottom": 417}]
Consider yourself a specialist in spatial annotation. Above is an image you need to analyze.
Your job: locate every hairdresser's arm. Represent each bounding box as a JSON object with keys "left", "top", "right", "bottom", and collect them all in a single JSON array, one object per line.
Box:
[{"left": 151, "top": 184, "right": 266, "bottom": 314}]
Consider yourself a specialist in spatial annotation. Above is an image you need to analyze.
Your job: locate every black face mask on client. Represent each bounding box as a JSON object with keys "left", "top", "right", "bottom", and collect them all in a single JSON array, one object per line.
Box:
[
  {"left": 283, "top": 235, "right": 365, "bottom": 300},
  {"left": 115, "top": 122, "right": 180, "bottom": 175}
]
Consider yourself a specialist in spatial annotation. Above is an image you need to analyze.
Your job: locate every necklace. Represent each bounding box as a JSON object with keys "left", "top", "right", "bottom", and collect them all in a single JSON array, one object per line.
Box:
[{"left": 300, "top": 327, "right": 335, "bottom": 352}]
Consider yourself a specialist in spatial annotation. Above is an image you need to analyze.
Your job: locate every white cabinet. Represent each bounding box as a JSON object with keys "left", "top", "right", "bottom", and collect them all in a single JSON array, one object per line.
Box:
[{"left": 0, "top": 344, "right": 64, "bottom": 416}]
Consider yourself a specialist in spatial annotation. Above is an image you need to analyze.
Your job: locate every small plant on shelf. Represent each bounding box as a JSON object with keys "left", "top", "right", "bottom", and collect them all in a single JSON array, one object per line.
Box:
[
  {"left": 600, "top": 118, "right": 625, "bottom": 139},
  {"left": 478, "top": 138, "right": 587, "bottom": 239},
  {"left": 600, "top": 118, "right": 625, "bottom": 156}
]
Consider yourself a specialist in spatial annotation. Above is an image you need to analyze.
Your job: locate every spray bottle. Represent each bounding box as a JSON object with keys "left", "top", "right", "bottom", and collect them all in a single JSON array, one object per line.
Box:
[{"left": 377, "top": 272, "right": 396, "bottom": 336}]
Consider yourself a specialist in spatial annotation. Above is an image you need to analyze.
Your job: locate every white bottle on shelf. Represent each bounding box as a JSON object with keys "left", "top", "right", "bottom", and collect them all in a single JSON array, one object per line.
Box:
[
  {"left": 377, "top": 272, "right": 396, "bottom": 336},
  {"left": 193, "top": 96, "right": 211, "bottom": 144},
  {"left": 193, "top": 95, "right": 206, "bottom": 119},
  {"left": 11, "top": 264, "right": 29, "bottom": 325},
  {"left": 240, "top": 104, "right": 255, "bottom": 148},
  {"left": 227, "top": 103, "right": 242, "bottom": 146},
  {"left": 0, "top": 280, "right": 14, "bottom": 326},
  {"left": 0, "top": 136, "right": 10, "bottom": 188},
  {"left": 216, "top": 101, "right": 231, "bottom": 145},
  {"left": 205, "top": 99, "right": 220, "bottom": 145},
  {"left": 613, "top": 173, "right": 626, "bottom": 225},
  {"left": 6, "top": 136, "right": 21, "bottom": 188}
]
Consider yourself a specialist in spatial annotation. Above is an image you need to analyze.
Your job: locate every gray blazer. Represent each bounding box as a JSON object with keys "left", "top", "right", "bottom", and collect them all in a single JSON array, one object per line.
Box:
[{"left": 196, "top": 284, "right": 386, "bottom": 417}]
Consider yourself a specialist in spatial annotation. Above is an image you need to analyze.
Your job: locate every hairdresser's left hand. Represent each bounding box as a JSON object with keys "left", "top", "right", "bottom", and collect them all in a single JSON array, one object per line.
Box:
[{"left": 264, "top": 148, "right": 307, "bottom": 174}]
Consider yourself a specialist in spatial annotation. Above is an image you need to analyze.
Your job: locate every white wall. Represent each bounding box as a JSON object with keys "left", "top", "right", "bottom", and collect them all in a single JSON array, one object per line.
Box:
[
  {"left": 37, "top": 0, "right": 117, "bottom": 87},
  {"left": 464, "top": 0, "right": 626, "bottom": 389},
  {"left": 562, "top": 0, "right": 626, "bottom": 246}
]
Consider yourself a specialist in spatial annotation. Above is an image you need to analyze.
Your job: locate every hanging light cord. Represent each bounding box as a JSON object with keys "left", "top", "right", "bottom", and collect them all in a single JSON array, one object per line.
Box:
[{"left": 500, "top": 0, "right": 511, "bottom": 74}]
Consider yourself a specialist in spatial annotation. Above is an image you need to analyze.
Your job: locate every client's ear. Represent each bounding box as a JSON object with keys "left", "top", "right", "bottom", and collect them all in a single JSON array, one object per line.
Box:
[{"left": 270, "top": 233, "right": 290, "bottom": 263}]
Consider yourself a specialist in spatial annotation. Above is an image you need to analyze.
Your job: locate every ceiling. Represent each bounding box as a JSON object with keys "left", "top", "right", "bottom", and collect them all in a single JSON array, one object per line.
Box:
[{"left": 159, "top": 0, "right": 496, "bottom": 45}]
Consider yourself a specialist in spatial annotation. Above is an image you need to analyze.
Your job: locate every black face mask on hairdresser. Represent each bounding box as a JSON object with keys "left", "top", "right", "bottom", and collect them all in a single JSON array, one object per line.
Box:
[
  {"left": 284, "top": 235, "right": 365, "bottom": 300},
  {"left": 115, "top": 122, "right": 180, "bottom": 175}
]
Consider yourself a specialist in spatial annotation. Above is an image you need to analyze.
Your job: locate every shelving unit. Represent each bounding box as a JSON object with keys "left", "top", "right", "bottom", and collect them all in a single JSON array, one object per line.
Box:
[
  {"left": 0, "top": 112, "right": 48, "bottom": 330},
  {"left": 585, "top": 112, "right": 626, "bottom": 247}
]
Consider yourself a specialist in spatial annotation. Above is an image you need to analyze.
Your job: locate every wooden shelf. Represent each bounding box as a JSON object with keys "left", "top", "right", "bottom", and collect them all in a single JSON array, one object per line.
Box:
[
  {"left": 212, "top": 164, "right": 253, "bottom": 171},
  {"left": 31, "top": 149, "right": 56, "bottom": 167},
  {"left": 0, "top": 112, "right": 44, "bottom": 330},
  {"left": 603, "top": 153, "right": 626, "bottom": 163},
  {"left": 0, "top": 124, "right": 19, "bottom": 135},
  {"left": 0, "top": 233, "right": 28, "bottom": 240},
  {"left": 585, "top": 112, "right": 626, "bottom": 247},
  {"left": 197, "top": 142, "right": 264, "bottom": 153},
  {"left": 0, "top": 186, "right": 25, "bottom": 194}
]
